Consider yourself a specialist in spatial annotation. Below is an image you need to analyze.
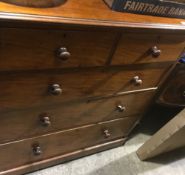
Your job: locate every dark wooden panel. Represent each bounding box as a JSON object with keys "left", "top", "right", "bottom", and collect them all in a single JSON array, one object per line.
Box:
[
  {"left": 0, "top": 117, "right": 138, "bottom": 172},
  {"left": 0, "top": 90, "right": 154, "bottom": 144},
  {"left": 0, "top": 28, "right": 116, "bottom": 71},
  {"left": 157, "top": 63, "right": 185, "bottom": 107},
  {"left": 0, "top": 67, "right": 167, "bottom": 109},
  {"left": 112, "top": 34, "right": 185, "bottom": 65}
]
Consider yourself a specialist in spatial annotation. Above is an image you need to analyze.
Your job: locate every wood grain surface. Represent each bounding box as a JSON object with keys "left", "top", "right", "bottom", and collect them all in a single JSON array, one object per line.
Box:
[
  {"left": 0, "top": 28, "right": 117, "bottom": 71},
  {"left": 0, "top": 0, "right": 185, "bottom": 29},
  {"left": 0, "top": 117, "right": 137, "bottom": 172},
  {"left": 0, "top": 139, "right": 126, "bottom": 175},
  {"left": 112, "top": 33, "right": 185, "bottom": 65},
  {"left": 0, "top": 1, "right": 184, "bottom": 174},
  {"left": 0, "top": 90, "right": 154, "bottom": 144},
  {"left": 0, "top": 66, "right": 168, "bottom": 109}
]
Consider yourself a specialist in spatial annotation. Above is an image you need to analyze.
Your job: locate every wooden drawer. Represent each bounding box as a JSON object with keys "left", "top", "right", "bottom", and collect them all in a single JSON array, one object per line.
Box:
[
  {"left": 0, "top": 117, "right": 137, "bottom": 172},
  {"left": 0, "top": 66, "right": 167, "bottom": 109},
  {"left": 0, "top": 28, "right": 116, "bottom": 71},
  {"left": 0, "top": 90, "right": 154, "bottom": 144},
  {"left": 112, "top": 33, "right": 185, "bottom": 65}
]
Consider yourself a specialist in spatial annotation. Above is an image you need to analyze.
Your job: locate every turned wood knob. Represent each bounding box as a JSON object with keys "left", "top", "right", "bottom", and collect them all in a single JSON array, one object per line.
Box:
[
  {"left": 40, "top": 114, "right": 51, "bottom": 127},
  {"left": 33, "top": 145, "right": 42, "bottom": 156},
  {"left": 183, "top": 91, "right": 185, "bottom": 97},
  {"left": 103, "top": 129, "right": 111, "bottom": 138},
  {"left": 151, "top": 46, "right": 161, "bottom": 57},
  {"left": 133, "top": 76, "right": 143, "bottom": 86},
  {"left": 49, "top": 84, "right": 62, "bottom": 95},
  {"left": 117, "top": 105, "right": 126, "bottom": 112},
  {"left": 57, "top": 47, "right": 71, "bottom": 61}
]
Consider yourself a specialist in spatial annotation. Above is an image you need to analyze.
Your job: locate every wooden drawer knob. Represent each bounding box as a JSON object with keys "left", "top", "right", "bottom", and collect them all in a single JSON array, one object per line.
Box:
[
  {"left": 151, "top": 46, "right": 161, "bottom": 57},
  {"left": 40, "top": 114, "right": 51, "bottom": 127},
  {"left": 117, "top": 105, "right": 126, "bottom": 112},
  {"left": 103, "top": 129, "right": 111, "bottom": 138},
  {"left": 57, "top": 47, "right": 71, "bottom": 61},
  {"left": 183, "top": 91, "right": 185, "bottom": 97},
  {"left": 49, "top": 84, "right": 62, "bottom": 95},
  {"left": 133, "top": 76, "right": 143, "bottom": 86},
  {"left": 33, "top": 145, "right": 42, "bottom": 156}
]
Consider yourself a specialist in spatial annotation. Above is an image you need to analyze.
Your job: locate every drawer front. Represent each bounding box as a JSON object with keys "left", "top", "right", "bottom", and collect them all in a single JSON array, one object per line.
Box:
[
  {"left": 0, "top": 117, "right": 137, "bottom": 171},
  {"left": 112, "top": 33, "right": 185, "bottom": 65},
  {"left": 0, "top": 28, "right": 116, "bottom": 71},
  {"left": 0, "top": 67, "right": 167, "bottom": 109},
  {"left": 0, "top": 91, "right": 154, "bottom": 144}
]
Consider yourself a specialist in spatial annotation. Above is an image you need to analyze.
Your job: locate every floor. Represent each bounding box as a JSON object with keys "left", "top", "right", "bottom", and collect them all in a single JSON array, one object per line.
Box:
[{"left": 29, "top": 105, "right": 185, "bottom": 175}]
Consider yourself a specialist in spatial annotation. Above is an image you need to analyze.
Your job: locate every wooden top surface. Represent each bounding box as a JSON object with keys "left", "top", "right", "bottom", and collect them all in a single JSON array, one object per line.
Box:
[{"left": 1, "top": 0, "right": 185, "bottom": 30}]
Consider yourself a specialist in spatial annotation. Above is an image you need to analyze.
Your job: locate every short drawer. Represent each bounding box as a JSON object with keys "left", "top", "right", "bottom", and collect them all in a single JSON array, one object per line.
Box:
[
  {"left": 0, "top": 90, "right": 154, "bottom": 144},
  {"left": 0, "top": 28, "right": 116, "bottom": 71},
  {"left": 0, "top": 67, "right": 167, "bottom": 109},
  {"left": 112, "top": 33, "right": 185, "bottom": 65},
  {"left": 0, "top": 117, "right": 137, "bottom": 172}
]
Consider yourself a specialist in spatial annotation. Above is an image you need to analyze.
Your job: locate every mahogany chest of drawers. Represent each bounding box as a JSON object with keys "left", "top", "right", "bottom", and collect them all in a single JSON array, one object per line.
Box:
[{"left": 0, "top": 0, "right": 185, "bottom": 174}]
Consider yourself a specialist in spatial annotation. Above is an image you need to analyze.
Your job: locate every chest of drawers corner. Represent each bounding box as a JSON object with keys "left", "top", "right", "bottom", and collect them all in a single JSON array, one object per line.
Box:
[{"left": 0, "top": 23, "right": 184, "bottom": 175}]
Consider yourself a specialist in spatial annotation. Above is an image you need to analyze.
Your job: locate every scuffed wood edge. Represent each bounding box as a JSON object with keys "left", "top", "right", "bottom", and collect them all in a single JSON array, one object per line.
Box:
[{"left": 1, "top": 12, "right": 185, "bottom": 30}]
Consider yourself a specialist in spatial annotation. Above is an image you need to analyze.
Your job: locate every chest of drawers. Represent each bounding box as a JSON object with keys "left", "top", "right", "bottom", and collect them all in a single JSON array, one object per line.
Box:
[{"left": 0, "top": 0, "right": 185, "bottom": 174}]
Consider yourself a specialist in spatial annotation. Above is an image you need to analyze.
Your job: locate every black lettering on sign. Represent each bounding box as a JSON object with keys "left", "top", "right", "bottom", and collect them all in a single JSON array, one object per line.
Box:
[{"left": 116, "top": 0, "right": 185, "bottom": 19}]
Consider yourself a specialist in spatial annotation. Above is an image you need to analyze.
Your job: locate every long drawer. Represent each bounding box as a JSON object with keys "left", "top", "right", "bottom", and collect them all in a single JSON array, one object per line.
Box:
[
  {"left": 0, "top": 90, "right": 154, "bottom": 144},
  {"left": 112, "top": 33, "right": 185, "bottom": 65},
  {"left": 0, "top": 117, "right": 137, "bottom": 172},
  {"left": 0, "top": 28, "right": 116, "bottom": 71},
  {"left": 0, "top": 66, "right": 167, "bottom": 109}
]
